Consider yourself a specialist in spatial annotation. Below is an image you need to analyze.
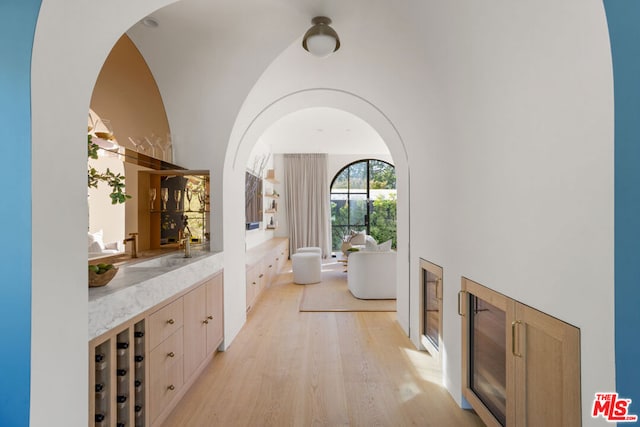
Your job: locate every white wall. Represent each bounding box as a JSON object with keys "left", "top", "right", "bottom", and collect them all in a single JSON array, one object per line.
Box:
[
  {"left": 407, "top": 0, "right": 615, "bottom": 415},
  {"left": 31, "top": 1, "right": 177, "bottom": 425},
  {"left": 31, "top": 1, "right": 615, "bottom": 425}
]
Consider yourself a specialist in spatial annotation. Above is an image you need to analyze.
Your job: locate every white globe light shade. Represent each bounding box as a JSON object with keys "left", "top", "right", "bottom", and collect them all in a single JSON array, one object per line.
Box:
[{"left": 305, "top": 34, "right": 338, "bottom": 58}]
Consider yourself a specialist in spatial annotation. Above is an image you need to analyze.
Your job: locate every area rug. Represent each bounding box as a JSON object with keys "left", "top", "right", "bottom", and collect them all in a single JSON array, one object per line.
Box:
[{"left": 298, "top": 260, "right": 396, "bottom": 312}]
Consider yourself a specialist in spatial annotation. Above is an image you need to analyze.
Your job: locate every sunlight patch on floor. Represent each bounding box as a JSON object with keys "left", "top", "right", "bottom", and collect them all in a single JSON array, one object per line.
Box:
[{"left": 401, "top": 347, "right": 443, "bottom": 385}]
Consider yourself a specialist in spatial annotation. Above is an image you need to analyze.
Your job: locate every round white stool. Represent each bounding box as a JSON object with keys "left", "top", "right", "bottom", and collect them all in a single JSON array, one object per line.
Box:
[
  {"left": 297, "top": 246, "right": 322, "bottom": 255},
  {"left": 291, "top": 252, "right": 321, "bottom": 284}
]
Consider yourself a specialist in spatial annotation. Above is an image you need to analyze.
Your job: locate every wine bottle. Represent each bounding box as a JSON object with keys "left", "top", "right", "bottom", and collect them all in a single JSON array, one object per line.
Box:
[
  {"left": 116, "top": 369, "right": 127, "bottom": 377},
  {"left": 134, "top": 331, "right": 144, "bottom": 338},
  {"left": 117, "top": 395, "right": 127, "bottom": 404},
  {"left": 95, "top": 383, "right": 104, "bottom": 393},
  {"left": 117, "top": 423, "right": 125, "bottom": 427},
  {"left": 95, "top": 353, "right": 107, "bottom": 370},
  {"left": 117, "top": 342, "right": 129, "bottom": 349},
  {"left": 134, "top": 379, "right": 142, "bottom": 387},
  {"left": 95, "top": 413, "right": 105, "bottom": 422}
]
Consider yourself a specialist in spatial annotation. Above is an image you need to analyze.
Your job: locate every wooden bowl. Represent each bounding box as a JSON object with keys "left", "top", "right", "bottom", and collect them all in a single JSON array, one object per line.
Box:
[{"left": 88, "top": 266, "right": 118, "bottom": 287}]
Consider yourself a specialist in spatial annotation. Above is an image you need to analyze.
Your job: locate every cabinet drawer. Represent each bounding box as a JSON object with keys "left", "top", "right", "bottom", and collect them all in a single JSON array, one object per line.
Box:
[
  {"left": 149, "top": 328, "right": 184, "bottom": 424},
  {"left": 149, "top": 298, "right": 184, "bottom": 350}
]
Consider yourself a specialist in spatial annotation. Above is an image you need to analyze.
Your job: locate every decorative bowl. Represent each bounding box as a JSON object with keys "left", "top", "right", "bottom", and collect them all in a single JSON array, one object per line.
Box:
[{"left": 88, "top": 266, "right": 118, "bottom": 287}]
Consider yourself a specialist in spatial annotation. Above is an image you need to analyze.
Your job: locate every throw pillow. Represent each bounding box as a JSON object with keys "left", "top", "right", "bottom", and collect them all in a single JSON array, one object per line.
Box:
[
  {"left": 350, "top": 230, "right": 366, "bottom": 245},
  {"left": 377, "top": 239, "right": 393, "bottom": 252},
  {"left": 88, "top": 230, "right": 105, "bottom": 251},
  {"left": 364, "top": 235, "right": 378, "bottom": 251}
]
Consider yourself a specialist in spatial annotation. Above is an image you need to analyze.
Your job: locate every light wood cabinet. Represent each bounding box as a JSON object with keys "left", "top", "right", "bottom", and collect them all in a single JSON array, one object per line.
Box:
[
  {"left": 184, "top": 273, "right": 224, "bottom": 379},
  {"left": 512, "top": 302, "right": 581, "bottom": 426},
  {"left": 245, "top": 263, "right": 259, "bottom": 312},
  {"left": 89, "top": 270, "right": 224, "bottom": 427},
  {"left": 183, "top": 285, "right": 207, "bottom": 380},
  {"left": 148, "top": 298, "right": 183, "bottom": 350},
  {"left": 205, "top": 274, "right": 224, "bottom": 355},
  {"left": 245, "top": 238, "right": 289, "bottom": 313},
  {"left": 460, "top": 278, "right": 581, "bottom": 427},
  {"left": 419, "top": 258, "right": 443, "bottom": 362},
  {"left": 149, "top": 328, "right": 184, "bottom": 424}
]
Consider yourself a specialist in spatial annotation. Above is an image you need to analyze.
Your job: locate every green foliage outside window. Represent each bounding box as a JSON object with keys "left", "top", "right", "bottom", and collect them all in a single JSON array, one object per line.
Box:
[{"left": 330, "top": 159, "right": 397, "bottom": 251}]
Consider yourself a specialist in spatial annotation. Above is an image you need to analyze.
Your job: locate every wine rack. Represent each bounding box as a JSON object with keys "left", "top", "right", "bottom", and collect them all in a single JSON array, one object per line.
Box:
[
  {"left": 89, "top": 270, "right": 226, "bottom": 427},
  {"left": 133, "top": 321, "right": 146, "bottom": 427},
  {"left": 93, "top": 340, "right": 112, "bottom": 427},
  {"left": 91, "top": 321, "right": 147, "bottom": 427}
]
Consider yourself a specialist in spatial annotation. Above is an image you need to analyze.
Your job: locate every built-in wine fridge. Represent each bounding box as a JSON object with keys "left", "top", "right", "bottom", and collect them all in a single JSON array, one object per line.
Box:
[{"left": 420, "top": 258, "right": 443, "bottom": 360}]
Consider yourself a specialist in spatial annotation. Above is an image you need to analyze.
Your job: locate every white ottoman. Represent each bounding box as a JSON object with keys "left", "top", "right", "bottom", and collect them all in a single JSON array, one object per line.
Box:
[
  {"left": 297, "top": 246, "right": 322, "bottom": 255},
  {"left": 291, "top": 252, "right": 321, "bottom": 284}
]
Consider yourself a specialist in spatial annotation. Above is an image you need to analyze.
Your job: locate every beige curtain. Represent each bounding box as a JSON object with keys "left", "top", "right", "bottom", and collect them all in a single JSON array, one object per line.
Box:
[{"left": 284, "top": 153, "right": 331, "bottom": 257}]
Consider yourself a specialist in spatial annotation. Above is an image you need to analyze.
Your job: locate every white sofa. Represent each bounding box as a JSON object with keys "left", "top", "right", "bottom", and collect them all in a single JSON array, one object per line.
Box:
[{"left": 347, "top": 250, "right": 397, "bottom": 299}]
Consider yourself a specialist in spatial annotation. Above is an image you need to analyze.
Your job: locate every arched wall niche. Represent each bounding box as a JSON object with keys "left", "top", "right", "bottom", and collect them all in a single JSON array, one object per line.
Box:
[
  {"left": 222, "top": 88, "right": 412, "bottom": 345},
  {"left": 30, "top": 0, "right": 178, "bottom": 424}
]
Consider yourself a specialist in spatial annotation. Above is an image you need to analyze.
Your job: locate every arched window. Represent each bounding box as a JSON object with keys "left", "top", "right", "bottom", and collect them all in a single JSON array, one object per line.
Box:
[{"left": 330, "top": 159, "right": 397, "bottom": 251}]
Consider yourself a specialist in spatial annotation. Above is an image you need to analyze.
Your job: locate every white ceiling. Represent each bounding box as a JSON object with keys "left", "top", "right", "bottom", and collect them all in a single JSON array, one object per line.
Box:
[{"left": 258, "top": 107, "right": 389, "bottom": 154}]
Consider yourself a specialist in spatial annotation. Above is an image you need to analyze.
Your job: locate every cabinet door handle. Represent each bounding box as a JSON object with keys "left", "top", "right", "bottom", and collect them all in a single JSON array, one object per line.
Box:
[
  {"left": 457, "top": 291, "right": 465, "bottom": 316},
  {"left": 269, "top": 264, "right": 273, "bottom": 268},
  {"left": 167, "top": 318, "right": 175, "bottom": 325},
  {"left": 259, "top": 274, "right": 264, "bottom": 278},
  {"left": 168, "top": 384, "right": 175, "bottom": 391},
  {"left": 203, "top": 319, "right": 209, "bottom": 324},
  {"left": 207, "top": 315, "right": 213, "bottom": 320},
  {"left": 436, "top": 278, "right": 443, "bottom": 300},
  {"left": 167, "top": 352, "right": 175, "bottom": 358},
  {"left": 512, "top": 320, "right": 523, "bottom": 357}
]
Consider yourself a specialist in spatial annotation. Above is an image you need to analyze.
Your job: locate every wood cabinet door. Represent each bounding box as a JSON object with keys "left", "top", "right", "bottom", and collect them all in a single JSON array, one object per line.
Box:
[
  {"left": 420, "top": 259, "right": 443, "bottom": 361},
  {"left": 205, "top": 273, "right": 224, "bottom": 355},
  {"left": 149, "top": 328, "right": 184, "bottom": 424},
  {"left": 513, "top": 303, "right": 581, "bottom": 427},
  {"left": 148, "top": 298, "right": 183, "bottom": 350},
  {"left": 461, "top": 277, "right": 515, "bottom": 427},
  {"left": 246, "top": 264, "right": 259, "bottom": 311},
  {"left": 183, "top": 286, "right": 207, "bottom": 380}
]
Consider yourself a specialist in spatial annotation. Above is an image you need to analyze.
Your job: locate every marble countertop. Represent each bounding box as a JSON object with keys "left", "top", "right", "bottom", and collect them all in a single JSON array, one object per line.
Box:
[{"left": 88, "top": 249, "right": 224, "bottom": 341}]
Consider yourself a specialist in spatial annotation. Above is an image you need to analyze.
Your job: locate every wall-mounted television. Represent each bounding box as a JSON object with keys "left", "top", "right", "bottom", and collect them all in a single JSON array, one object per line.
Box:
[{"left": 245, "top": 171, "right": 263, "bottom": 228}]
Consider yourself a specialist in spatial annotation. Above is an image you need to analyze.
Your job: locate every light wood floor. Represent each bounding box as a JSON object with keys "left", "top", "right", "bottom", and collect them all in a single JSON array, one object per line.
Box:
[{"left": 162, "top": 264, "right": 484, "bottom": 427}]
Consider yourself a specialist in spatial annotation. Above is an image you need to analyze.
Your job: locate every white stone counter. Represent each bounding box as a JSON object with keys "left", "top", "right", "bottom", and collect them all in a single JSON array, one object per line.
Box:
[{"left": 88, "top": 249, "right": 224, "bottom": 341}]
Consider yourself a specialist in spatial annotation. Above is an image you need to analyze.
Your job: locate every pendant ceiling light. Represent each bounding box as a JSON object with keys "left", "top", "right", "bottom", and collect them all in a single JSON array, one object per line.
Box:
[{"left": 302, "top": 16, "right": 340, "bottom": 58}]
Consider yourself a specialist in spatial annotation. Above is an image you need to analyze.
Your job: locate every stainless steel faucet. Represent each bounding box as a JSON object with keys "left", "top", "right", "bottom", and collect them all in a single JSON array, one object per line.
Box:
[{"left": 123, "top": 232, "right": 138, "bottom": 258}]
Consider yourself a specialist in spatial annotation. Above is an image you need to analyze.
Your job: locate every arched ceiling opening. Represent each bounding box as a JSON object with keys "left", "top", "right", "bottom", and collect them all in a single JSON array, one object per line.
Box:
[{"left": 259, "top": 107, "right": 389, "bottom": 154}]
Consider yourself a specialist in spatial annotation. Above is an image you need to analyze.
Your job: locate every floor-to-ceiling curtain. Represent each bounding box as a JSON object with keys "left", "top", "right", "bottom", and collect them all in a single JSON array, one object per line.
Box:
[{"left": 284, "top": 153, "right": 331, "bottom": 257}]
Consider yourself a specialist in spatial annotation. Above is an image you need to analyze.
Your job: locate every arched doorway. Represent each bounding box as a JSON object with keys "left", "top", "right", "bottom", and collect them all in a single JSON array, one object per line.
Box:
[
  {"left": 224, "top": 88, "right": 411, "bottom": 344},
  {"left": 330, "top": 159, "right": 397, "bottom": 251}
]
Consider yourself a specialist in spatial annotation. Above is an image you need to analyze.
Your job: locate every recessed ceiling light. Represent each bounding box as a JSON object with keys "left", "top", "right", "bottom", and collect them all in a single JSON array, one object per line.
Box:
[{"left": 142, "top": 16, "right": 159, "bottom": 28}]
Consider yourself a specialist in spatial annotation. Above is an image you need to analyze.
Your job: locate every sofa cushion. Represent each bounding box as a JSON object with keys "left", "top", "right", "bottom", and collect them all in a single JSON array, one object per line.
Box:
[{"left": 88, "top": 230, "right": 105, "bottom": 252}]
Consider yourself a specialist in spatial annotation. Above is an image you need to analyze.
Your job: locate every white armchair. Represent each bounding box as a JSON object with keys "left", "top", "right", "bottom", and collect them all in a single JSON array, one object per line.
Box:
[{"left": 347, "top": 250, "right": 397, "bottom": 299}]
